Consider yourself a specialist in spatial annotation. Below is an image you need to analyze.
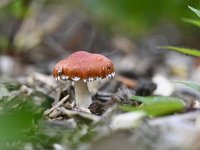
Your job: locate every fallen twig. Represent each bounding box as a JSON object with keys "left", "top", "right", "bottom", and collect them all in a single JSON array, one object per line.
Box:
[{"left": 44, "top": 95, "right": 70, "bottom": 116}]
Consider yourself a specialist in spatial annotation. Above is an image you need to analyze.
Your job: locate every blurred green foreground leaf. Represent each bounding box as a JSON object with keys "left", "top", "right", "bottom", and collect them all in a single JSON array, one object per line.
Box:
[{"left": 0, "top": 80, "right": 51, "bottom": 150}]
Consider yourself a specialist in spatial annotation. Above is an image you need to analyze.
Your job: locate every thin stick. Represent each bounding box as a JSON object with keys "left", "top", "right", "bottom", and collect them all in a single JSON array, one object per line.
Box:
[{"left": 44, "top": 95, "right": 70, "bottom": 116}]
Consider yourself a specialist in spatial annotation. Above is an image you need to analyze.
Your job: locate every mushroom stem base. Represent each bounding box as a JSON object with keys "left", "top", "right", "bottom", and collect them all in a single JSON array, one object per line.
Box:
[{"left": 74, "top": 80, "right": 92, "bottom": 108}]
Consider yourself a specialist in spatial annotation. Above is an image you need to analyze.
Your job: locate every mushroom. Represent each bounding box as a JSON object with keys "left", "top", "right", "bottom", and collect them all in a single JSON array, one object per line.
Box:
[{"left": 53, "top": 51, "right": 115, "bottom": 108}]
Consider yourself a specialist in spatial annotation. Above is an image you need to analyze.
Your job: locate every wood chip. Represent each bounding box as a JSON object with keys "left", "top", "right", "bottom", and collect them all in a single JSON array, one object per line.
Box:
[{"left": 115, "top": 75, "right": 137, "bottom": 88}]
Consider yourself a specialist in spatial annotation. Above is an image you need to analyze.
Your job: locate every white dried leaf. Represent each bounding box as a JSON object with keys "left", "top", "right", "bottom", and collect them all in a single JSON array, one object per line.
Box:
[{"left": 110, "top": 112, "right": 146, "bottom": 130}]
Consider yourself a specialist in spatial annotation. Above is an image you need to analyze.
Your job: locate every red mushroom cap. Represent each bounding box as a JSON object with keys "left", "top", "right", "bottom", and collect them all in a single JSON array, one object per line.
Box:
[{"left": 53, "top": 51, "right": 115, "bottom": 82}]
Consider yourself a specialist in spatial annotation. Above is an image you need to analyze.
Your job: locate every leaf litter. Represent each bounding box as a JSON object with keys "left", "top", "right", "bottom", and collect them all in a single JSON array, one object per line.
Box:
[{"left": 1, "top": 67, "right": 200, "bottom": 150}]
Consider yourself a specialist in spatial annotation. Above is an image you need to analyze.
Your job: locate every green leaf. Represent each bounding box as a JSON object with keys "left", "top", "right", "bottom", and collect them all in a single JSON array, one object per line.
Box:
[
  {"left": 129, "top": 95, "right": 184, "bottom": 105},
  {"left": 188, "top": 6, "right": 200, "bottom": 18},
  {"left": 158, "top": 46, "right": 200, "bottom": 57},
  {"left": 175, "top": 81, "right": 200, "bottom": 92},
  {"left": 182, "top": 18, "right": 200, "bottom": 28},
  {"left": 125, "top": 96, "right": 185, "bottom": 117},
  {"left": 120, "top": 100, "right": 184, "bottom": 117}
]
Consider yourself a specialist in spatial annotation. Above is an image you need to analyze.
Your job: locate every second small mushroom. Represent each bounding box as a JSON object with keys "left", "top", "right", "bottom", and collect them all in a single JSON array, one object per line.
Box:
[{"left": 53, "top": 51, "right": 115, "bottom": 108}]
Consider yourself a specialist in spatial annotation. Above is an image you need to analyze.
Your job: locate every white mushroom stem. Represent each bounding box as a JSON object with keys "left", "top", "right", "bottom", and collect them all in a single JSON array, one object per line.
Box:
[{"left": 74, "top": 80, "right": 92, "bottom": 108}]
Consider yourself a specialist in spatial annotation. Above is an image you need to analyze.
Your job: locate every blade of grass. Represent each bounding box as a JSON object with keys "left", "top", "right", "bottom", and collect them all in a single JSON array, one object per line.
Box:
[
  {"left": 175, "top": 81, "right": 200, "bottom": 92},
  {"left": 182, "top": 18, "right": 200, "bottom": 28},
  {"left": 158, "top": 46, "right": 200, "bottom": 57},
  {"left": 188, "top": 6, "right": 200, "bottom": 18}
]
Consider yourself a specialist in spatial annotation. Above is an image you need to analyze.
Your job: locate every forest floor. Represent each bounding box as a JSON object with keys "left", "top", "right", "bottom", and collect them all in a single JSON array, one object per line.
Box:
[{"left": 1, "top": 3, "right": 200, "bottom": 150}]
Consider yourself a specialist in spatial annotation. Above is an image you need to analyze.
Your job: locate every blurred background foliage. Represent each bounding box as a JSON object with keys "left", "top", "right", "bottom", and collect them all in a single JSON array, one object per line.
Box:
[
  {"left": 82, "top": 0, "right": 200, "bottom": 35},
  {"left": 0, "top": 0, "right": 200, "bottom": 52}
]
